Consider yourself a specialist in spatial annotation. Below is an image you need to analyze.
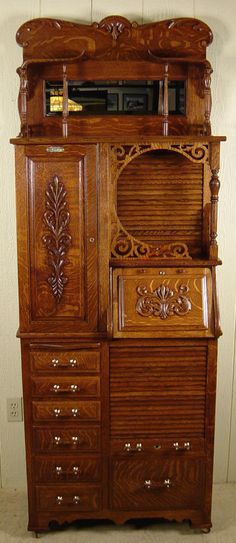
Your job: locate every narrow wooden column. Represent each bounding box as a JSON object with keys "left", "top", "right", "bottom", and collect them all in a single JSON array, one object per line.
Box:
[
  {"left": 62, "top": 63, "right": 68, "bottom": 137},
  {"left": 17, "top": 65, "right": 29, "bottom": 136},
  {"left": 163, "top": 63, "right": 169, "bottom": 136},
  {"left": 201, "top": 61, "right": 213, "bottom": 136},
  {"left": 209, "top": 168, "right": 220, "bottom": 258},
  {"left": 209, "top": 142, "right": 221, "bottom": 259}
]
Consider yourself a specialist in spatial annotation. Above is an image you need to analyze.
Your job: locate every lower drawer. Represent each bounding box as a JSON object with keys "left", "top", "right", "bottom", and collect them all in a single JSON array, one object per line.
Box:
[
  {"left": 111, "top": 456, "right": 204, "bottom": 510},
  {"left": 33, "top": 427, "right": 100, "bottom": 452},
  {"left": 36, "top": 485, "right": 101, "bottom": 512},
  {"left": 35, "top": 456, "right": 101, "bottom": 483},
  {"left": 32, "top": 401, "right": 100, "bottom": 422}
]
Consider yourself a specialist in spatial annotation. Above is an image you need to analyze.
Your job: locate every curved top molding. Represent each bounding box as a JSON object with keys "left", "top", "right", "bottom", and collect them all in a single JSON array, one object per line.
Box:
[{"left": 16, "top": 15, "right": 213, "bottom": 63}]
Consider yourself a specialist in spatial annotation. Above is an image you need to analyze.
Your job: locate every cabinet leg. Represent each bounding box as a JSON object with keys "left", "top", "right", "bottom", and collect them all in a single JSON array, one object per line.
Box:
[{"left": 201, "top": 527, "right": 211, "bottom": 534}]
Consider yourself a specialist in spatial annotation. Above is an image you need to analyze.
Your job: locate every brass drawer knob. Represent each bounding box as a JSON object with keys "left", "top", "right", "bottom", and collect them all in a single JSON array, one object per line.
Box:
[
  {"left": 71, "top": 436, "right": 79, "bottom": 444},
  {"left": 144, "top": 478, "right": 172, "bottom": 490},
  {"left": 56, "top": 495, "right": 63, "bottom": 505},
  {"left": 72, "top": 466, "right": 81, "bottom": 476},
  {"left": 55, "top": 466, "right": 62, "bottom": 475},
  {"left": 71, "top": 408, "right": 79, "bottom": 417},
  {"left": 50, "top": 358, "right": 78, "bottom": 368},
  {"left": 173, "top": 441, "right": 191, "bottom": 451},
  {"left": 124, "top": 442, "right": 143, "bottom": 452},
  {"left": 70, "top": 384, "right": 79, "bottom": 392},
  {"left": 53, "top": 408, "right": 61, "bottom": 417},
  {"left": 69, "top": 359, "right": 77, "bottom": 367},
  {"left": 73, "top": 495, "right": 80, "bottom": 504},
  {"left": 53, "top": 384, "right": 60, "bottom": 392},
  {"left": 54, "top": 435, "right": 61, "bottom": 445}
]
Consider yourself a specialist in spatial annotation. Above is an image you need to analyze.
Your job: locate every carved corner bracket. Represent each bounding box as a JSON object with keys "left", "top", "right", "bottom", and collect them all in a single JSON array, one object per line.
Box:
[
  {"left": 42, "top": 175, "right": 72, "bottom": 302},
  {"left": 136, "top": 283, "right": 192, "bottom": 320}
]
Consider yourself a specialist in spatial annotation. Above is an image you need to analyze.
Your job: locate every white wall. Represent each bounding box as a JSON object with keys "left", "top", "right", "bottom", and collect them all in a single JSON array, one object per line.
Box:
[{"left": 0, "top": 0, "right": 235, "bottom": 488}]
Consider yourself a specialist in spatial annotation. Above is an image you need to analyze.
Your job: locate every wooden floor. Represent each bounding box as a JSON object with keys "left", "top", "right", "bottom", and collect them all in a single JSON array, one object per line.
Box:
[{"left": 0, "top": 483, "right": 235, "bottom": 542}]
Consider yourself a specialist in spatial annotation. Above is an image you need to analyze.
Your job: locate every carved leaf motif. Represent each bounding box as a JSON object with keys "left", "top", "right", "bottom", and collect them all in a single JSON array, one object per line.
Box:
[
  {"left": 136, "top": 284, "right": 192, "bottom": 320},
  {"left": 42, "top": 175, "right": 72, "bottom": 302}
]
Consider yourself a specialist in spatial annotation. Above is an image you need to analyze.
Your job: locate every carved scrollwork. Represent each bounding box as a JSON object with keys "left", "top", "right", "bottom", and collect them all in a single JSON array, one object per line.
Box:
[
  {"left": 136, "top": 283, "right": 192, "bottom": 320},
  {"left": 111, "top": 226, "right": 191, "bottom": 259},
  {"left": 42, "top": 175, "right": 72, "bottom": 302},
  {"left": 111, "top": 143, "right": 209, "bottom": 181}
]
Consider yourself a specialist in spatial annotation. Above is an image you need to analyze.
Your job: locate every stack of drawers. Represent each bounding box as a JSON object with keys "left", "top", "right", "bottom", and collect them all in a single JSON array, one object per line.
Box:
[{"left": 29, "top": 344, "right": 102, "bottom": 516}]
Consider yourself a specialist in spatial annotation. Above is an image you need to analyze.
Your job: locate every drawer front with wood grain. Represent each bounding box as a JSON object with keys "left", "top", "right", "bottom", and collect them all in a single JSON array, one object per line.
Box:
[
  {"left": 31, "top": 376, "right": 100, "bottom": 398},
  {"left": 36, "top": 485, "right": 101, "bottom": 512},
  {"left": 111, "top": 456, "right": 205, "bottom": 510},
  {"left": 30, "top": 349, "right": 100, "bottom": 373},
  {"left": 35, "top": 456, "right": 102, "bottom": 483},
  {"left": 33, "top": 427, "right": 101, "bottom": 452},
  {"left": 112, "top": 268, "right": 213, "bottom": 338},
  {"left": 32, "top": 401, "right": 101, "bottom": 422}
]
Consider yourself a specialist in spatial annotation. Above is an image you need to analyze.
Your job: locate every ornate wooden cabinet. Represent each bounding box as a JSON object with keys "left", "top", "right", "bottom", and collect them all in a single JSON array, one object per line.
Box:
[{"left": 12, "top": 15, "right": 225, "bottom": 534}]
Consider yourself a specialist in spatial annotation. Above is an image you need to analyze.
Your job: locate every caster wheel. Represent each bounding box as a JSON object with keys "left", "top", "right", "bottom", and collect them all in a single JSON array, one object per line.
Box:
[{"left": 201, "top": 527, "right": 211, "bottom": 534}]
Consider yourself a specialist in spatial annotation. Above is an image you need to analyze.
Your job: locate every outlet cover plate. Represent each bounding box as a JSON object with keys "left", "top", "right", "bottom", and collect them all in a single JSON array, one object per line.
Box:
[{"left": 7, "top": 397, "right": 23, "bottom": 422}]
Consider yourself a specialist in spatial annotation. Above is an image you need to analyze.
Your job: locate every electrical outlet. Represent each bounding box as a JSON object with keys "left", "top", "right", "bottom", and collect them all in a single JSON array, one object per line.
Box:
[{"left": 7, "top": 397, "right": 23, "bottom": 422}]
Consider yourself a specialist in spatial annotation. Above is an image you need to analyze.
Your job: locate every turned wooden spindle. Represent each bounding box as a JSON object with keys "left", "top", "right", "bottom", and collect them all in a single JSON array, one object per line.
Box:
[
  {"left": 17, "top": 65, "right": 29, "bottom": 137},
  {"left": 202, "top": 61, "right": 213, "bottom": 136},
  {"left": 163, "top": 63, "right": 169, "bottom": 136},
  {"left": 62, "top": 63, "right": 68, "bottom": 137},
  {"left": 209, "top": 168, "right": 220, "bottom": 258}
]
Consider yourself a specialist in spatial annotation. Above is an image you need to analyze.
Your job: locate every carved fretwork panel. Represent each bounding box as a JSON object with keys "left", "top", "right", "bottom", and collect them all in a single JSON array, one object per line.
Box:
[
  {"left": 111, "top": 145, "right": 209, "bottom": 259},
  {"left": 25, "top": 145, "right": 98, "bottom": 333},
  {"left": 112, "top": 267, "right": 213, "bottom": 338}
]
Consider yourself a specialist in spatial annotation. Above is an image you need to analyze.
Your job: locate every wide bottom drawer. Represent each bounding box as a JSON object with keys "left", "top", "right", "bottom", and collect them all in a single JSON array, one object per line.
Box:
[
  {"left": 36, "top": 485, "right": 101, "bottom": 512},
  {"left": 111, "top": 456, "right": 204, "bottom": 510}
]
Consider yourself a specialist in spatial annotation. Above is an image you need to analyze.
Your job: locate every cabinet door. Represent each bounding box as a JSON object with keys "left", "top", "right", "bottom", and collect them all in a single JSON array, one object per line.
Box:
[
  {"left": 112, "top": 267, "right": 213, "bottom": 338},
  {"left": 16, "top": 145, "right": 98, "bottom": 333}
]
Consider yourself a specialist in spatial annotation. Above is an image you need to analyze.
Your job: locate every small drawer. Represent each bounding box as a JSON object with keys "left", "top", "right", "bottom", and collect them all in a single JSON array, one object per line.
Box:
[
  {"left": 36, "top": 485, "right": 101, "bottom": 512},
  {"left": 111, "top": 456, "right": 204, "bottom": 510},
  {"left": 32, "top": 401, "right": 101, "bottom": 422},
  {"left": 33, "top": 427, "right": 100, "bottom": 452},
  {"left": 31, "top": 376, "right": 100, "bottom": 398},
  {"left": 30, "top": 350, "right": 100, "bottom": 373},
  {"left": 35, "top": 456, "right": 102, "bottom": 483}
]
